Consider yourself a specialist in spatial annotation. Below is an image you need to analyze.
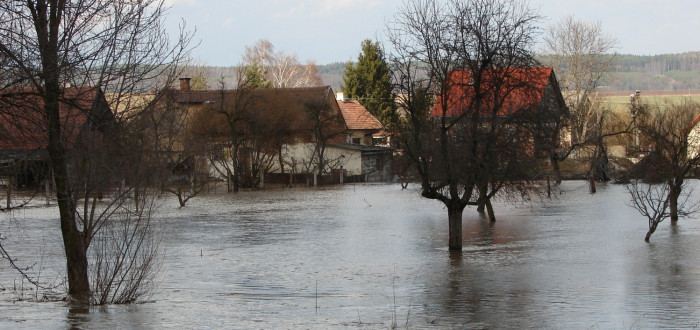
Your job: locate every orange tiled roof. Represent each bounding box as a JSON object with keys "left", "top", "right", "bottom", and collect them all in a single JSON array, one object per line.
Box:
[
  {"left": 432, "top": 67, "right": 554, "bottom": 117},
  {"left": 337, "top": 100, "right": 383, "bottom": 131}
]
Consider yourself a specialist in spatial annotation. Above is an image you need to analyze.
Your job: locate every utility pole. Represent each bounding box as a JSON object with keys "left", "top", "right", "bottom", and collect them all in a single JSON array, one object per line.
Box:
[{"left": 630, "top": 90, "right": 642, "bottom": 151}]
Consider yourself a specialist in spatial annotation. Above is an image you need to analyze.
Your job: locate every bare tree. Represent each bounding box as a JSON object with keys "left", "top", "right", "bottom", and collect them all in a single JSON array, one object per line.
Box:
[
  {"left": 302, "top": 90, "right": 347, "bottom": 177},
  {"left": 89, "top": 187, "right": 161, "bottom": 304},
  {"left": 627, "top": 178, "right": 698, "bottom": 242},
  {"left": 629, "top": 102, "right": 700, "bottom": 232},
  {"left": 627, "top": 180, "right": 671, "bottom": 242},
  {"left": 542, "top": 15, "right": 618, "bottom": 145},
  {"left": 190, "top": 75, "right": 292, "bottom": 191},
  {"left": 540, "top": 16, "right": 620, "bottom": 183},
  {"left": 0, "top": 0, "right": 193, "bottom": 303},
  {"left": 194, "top": 77, "right": 248, "bottom": 192},
  {"left": 135, "top": 93, "right": 208, "bottom": 207},
  {"left": 387, "top": 0, "right": 545, "bottom": 250},
  {"left": 243, "top": 39, "right": 322, "bottom": 88}
]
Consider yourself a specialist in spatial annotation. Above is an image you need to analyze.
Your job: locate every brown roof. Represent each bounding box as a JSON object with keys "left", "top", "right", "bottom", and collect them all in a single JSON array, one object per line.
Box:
[
  {"left": 176, "top": 86, "right": 347, "bottom": 143},
  {"left": 0, "top": 87, "right": 111, "bottom": 152},
  {"left": 337, "top": 100, "right": 384, "bottom": 131}
]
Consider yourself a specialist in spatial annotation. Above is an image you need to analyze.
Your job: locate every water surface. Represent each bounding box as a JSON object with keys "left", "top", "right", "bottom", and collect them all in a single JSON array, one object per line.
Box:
[{"left": 2, "top": 181, "right": 700, "bottom": 328}]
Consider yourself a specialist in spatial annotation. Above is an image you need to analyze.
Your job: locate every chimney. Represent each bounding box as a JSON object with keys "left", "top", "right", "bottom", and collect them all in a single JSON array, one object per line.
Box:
[
  {"left": 336, "top": 92, "right": 345, "bottom": 102},
  {"left": 179, "top": 77, "right": 191, "bottom": 91}
]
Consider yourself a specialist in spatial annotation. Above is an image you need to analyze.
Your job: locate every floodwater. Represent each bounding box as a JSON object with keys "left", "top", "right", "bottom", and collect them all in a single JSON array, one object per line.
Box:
[{"left": 2, "top": 181, "right": 700, "bottom": 329}]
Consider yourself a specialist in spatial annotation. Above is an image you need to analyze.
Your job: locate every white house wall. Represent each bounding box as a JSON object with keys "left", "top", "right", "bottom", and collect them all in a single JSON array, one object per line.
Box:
[
  {"left": 688, "top": 124, "right": 700, "bottom": 159},
  {"left": 268, "top": 143, "right": 363, "bottom": 176},
  {"left": 324, "top": 145, "right": 362, "bottom": 176}
]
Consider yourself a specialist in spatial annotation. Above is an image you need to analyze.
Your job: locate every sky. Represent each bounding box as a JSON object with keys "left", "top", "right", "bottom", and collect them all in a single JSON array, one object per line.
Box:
[{"left": 164, "top": 0, "right": 700, "bottom": 66}]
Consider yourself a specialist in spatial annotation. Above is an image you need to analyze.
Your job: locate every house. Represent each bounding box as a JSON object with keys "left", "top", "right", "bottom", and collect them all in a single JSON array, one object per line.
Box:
[
  {"left": 684, "top": 113, "right": 700, "bottom": 160},
  {"left": 170, "top": 80, "right": 393, "bottom": 185},
  {"left": 0, "top": 87, "right": 115, "bottom": 187},
  {"left": 335, "top": 92, "right": 385, "bottom": 146},
  {"left": 431, "top": 66, "right": 568, "bottom": 157},
  {"left": 332, "top": 92, "right": 392, "bottom": 181}
]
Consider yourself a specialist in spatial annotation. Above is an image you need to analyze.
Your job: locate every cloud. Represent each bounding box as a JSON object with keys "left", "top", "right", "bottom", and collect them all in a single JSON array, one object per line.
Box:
[
  {"left": 271, "top": 0, "right": 382, "bottom": 19},
  {"left": 163, "top": 0, "right": 199, "bottom": 8},
  {"left": 315, "top": 0, "right": 382, "bottom": 15},
  {"left": 221, "top": 18, "right": 233, "bottom": 27}
]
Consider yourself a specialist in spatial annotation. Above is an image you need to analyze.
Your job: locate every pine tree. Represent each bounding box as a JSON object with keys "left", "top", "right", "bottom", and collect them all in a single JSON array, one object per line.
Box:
[
  {"left": 342, "top": 39, "right": 394, "bottom": 125},
  {"left": 244, "top": 61, "right": 272, "bottom": 88}
]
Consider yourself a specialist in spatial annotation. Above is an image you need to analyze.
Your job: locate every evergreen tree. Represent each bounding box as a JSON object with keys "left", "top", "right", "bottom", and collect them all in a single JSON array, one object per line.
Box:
[
  {"left": 342, "top": 39, "right": 394, "bottom": 125},
  {"left": 244, "top": 61, "right": 272, "bottom": 88}
]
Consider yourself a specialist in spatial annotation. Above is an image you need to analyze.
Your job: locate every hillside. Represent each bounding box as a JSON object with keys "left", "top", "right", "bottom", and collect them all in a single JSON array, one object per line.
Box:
[
  {"left": 192, "top": 52, "right": 700, "bottom": 93},
  {"left": 318, "top": 52, "right": 700, "bottom": 92}
]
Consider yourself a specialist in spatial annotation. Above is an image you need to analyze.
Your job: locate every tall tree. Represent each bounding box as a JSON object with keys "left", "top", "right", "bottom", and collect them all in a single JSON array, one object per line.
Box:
[
  {"left": 387, "top": 0, "right": 544, "bottom": 250},
  {"left": 542, "top": 15, "right": 618, "bottom": 145},
  {"left": 242, "top": 39, "right": 322, "bottom": 88},
  {"left": 244, "top": 61, "right": 272, "bottom": 88},
  {"left": 342, "top": 39, "right": 394, "bottom": 125},
  {"left": 0, "top": 0, "right": 192, "bottom": 303}
]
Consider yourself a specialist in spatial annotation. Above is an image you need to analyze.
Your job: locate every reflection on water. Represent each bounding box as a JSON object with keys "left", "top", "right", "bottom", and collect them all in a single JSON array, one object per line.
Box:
[{"left": 2, "top": 181, "right": 700, "bottom": 328}]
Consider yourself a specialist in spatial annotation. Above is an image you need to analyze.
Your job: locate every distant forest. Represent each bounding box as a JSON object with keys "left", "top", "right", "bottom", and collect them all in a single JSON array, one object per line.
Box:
[
  {"left": 605, "top": 52, "right": 700, "bottom": 91},
  {"left": 194, "top": 52, "right": 700, "bottom": 93}
]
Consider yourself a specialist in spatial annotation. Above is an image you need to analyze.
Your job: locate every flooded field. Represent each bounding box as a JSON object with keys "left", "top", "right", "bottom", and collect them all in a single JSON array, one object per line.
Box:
[{"left": 2, "top": 181, "right": 700, "bottom": 328}]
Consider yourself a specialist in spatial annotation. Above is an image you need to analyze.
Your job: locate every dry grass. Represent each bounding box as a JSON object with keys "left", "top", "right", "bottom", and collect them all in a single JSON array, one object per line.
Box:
[{"left": 596, "top": 91, "right": 700, "bottom": 114}]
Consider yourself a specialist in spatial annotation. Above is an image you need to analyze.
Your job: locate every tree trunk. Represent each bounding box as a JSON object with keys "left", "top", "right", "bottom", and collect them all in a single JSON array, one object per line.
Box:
[
  {"left": 669, "top": 182, "right": 680, "bottom": 224},
  {"left": 447, "top": 203, "right": 464, "bottom": 251},
  {"left": 6, "top": 178, "right": 11, "bottom": 209},
  {"left": 177, "top": 189, "right": 186, "bottom": 208},
  {"left": 550, "top": 155, "right": 562, "bottom": 184},
  {"left": 476, "top": 184, "right": 487, "bottom": 214},
  {"left": 278, "top": 148, "right": 285, "bottom": 175},
  {"left": 485, "top": 199, "right": 496, "bottom": 222},
  {"left": 233, "top": 174, "right": 240, "bottom": 192},
  {"left": 46, "top": 84, "right": 91, "bottom": 302},
  {"left": 669, "top": 194, "right": 679, "bottom": 224},
  {"left": 645, "top": 221, "right": 659, "bottom": 242}
]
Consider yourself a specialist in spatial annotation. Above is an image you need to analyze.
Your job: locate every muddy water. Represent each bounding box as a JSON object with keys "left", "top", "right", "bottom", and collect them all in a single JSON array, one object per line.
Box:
[{"left": 2, "top": 181, "right": 700, "bottom": 328}]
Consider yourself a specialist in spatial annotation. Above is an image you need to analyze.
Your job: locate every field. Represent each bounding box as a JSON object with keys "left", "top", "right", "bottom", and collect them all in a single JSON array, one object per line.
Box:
[{"left": 596, "top": 90, "right": 700, "bottom": 113}]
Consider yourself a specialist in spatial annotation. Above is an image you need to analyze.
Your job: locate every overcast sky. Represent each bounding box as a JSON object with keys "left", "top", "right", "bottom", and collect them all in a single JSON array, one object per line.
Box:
[{"left": 164, "top": 0, "right": 700, "bottom": 66}]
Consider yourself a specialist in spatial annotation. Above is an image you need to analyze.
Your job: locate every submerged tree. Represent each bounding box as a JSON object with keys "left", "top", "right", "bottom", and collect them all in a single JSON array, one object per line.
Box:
[
  {"left": 387, "top": 0, "right": 547, "bottom": 250},
  {"left": 627, "top": 101, "right": 700, "bottom": 241},
  {"left": 0, "top": 0, "right": 193, "bottom": 303},
  {"left": 136, "top": 92, "right": 209, "bottom": 207}
]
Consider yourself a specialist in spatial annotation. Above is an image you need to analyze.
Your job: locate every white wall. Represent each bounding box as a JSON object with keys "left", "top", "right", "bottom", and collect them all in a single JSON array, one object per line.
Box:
[
  {"left": 268, "top": 143, "right": 363, "bottom": 176},
  {"left": 688, "top": 124, "right": 700, "bottom": 159}
]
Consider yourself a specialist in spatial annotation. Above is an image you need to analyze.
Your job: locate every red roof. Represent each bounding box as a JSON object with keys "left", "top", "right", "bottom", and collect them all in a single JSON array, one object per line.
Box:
[
  {"left": 0, "top": 87, "right": 108, "bottom": 151},
  {"left": 337, "top": 100, "right": 384, "bottom": 131},
  {"left": 432, "top": 67, "right": 555, "bottom": 117}
]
